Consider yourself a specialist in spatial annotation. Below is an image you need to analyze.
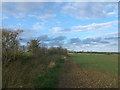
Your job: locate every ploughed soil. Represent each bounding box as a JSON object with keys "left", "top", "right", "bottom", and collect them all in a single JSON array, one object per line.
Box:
[{"left": 57, "top": 59, "right": 118, "bottom": 88}]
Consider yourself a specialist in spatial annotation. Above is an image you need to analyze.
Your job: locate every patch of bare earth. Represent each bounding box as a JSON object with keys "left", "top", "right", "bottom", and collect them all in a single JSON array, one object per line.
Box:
[{"left": 58, "top": 60, "right": 118, "bottom": 88}]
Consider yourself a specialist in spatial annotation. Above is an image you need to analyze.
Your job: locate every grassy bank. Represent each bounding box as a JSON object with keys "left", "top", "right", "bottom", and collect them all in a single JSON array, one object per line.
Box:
[
  {"left": 3, "top": 54, "right": 65, "bottom": 88},
  {"left": 34, "top": 58, "right": 65, "bottom": 88}
]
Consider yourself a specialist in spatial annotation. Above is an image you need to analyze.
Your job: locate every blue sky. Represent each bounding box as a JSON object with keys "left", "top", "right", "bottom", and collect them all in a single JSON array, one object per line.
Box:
[{"left": 2, "top": 2, "right": 118, "bottom": 52}]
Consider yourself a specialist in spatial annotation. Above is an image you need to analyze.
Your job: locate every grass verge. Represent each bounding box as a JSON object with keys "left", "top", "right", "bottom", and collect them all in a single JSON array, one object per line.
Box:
[
  {"left": 3, "top": 54, "right": 66, "bottom": 88},
  {"left": 34, "top": 58, "right": 65, "bottom": 88}
]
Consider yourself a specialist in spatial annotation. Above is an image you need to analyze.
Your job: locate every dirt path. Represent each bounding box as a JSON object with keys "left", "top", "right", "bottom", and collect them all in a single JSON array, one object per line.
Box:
[{"left": 58, "top": 59, "right": 118, "bottom": 88}]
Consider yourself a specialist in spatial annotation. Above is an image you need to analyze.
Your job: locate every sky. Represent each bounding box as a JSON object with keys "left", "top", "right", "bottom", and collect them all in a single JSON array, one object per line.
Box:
[{"left": 2, "top": 2, "right": 119, "bottom": 52}]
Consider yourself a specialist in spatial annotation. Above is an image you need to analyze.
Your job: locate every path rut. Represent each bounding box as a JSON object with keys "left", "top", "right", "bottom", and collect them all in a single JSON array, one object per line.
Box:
[{"left": 58, "top": 60, "right": 118, "bottom": 88}]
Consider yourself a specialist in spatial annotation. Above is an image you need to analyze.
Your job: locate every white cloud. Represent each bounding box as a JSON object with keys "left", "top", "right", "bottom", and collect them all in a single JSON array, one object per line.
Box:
[
  {"left": 51, "top": 27, "right": 63, "bottom": 32},
  {"left": 50, "top": 20, "right": 117, "bottom": 34},
  {"left": 2, "top": 0, "right": 120, "bottom": 2},
  {"left": 85, "top": 32, "right": 118, "bottom": 39},
  {"left": 28, "top": 13, "right": 56, "bottom": 20},
  {"left": 72, "top": 21, "right": 114, "bottom": 30},
  {"left": 38, "top": 14, "right": 56, "bottom": 19},
  {"left": 2, "top": 2, "right": 58, "bottom": 18},
  {"left": 61, "top": 2, "right": 117, "bottom": 19},
  {"left": 65, "top": 32, "right": 118, "bottom": 52},
  {"left": 2, "top": 16, "right": 9, "bottom": 19},
  {"left": 19, "top": 22, "right": 44, "bottom": 40},
  {"left": 32, "top": 22, "right": 43, "bottom": 30},
  {"left": 2, "top": 2, "right": 117, "bottom": 20},
  {"left": 107, "top": 12, "right": 116, "bottom": 16}
]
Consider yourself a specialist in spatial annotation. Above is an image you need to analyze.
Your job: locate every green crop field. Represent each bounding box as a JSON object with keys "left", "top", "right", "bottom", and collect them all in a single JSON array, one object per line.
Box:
[{"left": 69, "top": 53, "right": 118, "bottom": 74}]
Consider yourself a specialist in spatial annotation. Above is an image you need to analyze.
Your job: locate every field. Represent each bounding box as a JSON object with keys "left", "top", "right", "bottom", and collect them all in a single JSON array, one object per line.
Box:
[
  {"left": 70, "top": 53, "right": 118, "bottom": 74},
  {"left": 58, "top": 53, "right": 118, "bottom": 88},
  {"left": 3, "top": 53, "right": 118, "bottom": 88}
]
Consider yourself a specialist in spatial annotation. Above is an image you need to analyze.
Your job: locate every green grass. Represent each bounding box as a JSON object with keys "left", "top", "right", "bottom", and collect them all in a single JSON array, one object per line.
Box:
[
  {"left": 34, "top": 58, "right": 65, "bottom": 88},
  {"left": 69, "top": 53, "right": 118, "bottom": 74},
  {"left": 3, "top": 54, "right": 65, "bottom": 88}
]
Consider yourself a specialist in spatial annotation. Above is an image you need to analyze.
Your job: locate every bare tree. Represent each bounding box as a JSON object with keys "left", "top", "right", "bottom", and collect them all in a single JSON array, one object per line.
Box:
[{"left": 2, "top": 29, "right": 23, "bottom": 65}]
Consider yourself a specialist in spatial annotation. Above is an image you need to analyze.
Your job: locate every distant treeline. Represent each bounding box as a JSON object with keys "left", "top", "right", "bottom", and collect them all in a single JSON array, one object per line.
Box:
[{"left": 68, "top": 51, "right": 119, "bottom": 55}]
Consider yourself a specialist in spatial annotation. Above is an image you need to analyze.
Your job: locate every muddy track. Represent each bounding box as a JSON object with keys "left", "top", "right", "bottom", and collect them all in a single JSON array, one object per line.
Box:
[{"left": 58, "top": 59, "right": 118, "bottom": 88}]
